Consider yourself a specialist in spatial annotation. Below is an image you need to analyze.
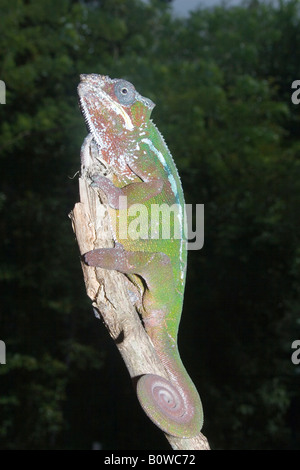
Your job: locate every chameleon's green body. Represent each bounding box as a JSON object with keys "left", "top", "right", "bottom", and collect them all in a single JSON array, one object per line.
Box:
[{"left": 78, "top": 74, "right": 203, "bottom": 437}]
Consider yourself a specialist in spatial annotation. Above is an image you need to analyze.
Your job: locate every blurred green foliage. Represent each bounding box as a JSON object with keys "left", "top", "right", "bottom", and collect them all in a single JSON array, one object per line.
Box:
[{"left": 0, "top": 0, "right": 299, "bottom": 450}]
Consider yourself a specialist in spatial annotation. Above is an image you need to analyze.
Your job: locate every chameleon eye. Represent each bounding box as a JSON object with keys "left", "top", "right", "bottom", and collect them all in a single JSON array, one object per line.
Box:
[{"left": 114, "top": 80, "right": 136, "bottom": 106}]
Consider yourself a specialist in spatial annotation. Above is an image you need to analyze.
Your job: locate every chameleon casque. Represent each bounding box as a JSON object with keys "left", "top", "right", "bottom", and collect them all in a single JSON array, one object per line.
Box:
[{"left": 77, "top": 74, "right": 203, "bottom": 438}]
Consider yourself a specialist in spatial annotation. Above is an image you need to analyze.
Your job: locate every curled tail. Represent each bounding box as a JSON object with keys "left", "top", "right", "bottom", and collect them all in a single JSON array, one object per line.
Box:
[{"left": 136, "top": 340, "right": 203, "bottom": 438}]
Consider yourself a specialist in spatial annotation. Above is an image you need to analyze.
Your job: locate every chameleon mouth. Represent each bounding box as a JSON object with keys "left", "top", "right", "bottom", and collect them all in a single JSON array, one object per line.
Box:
[
  {"left": 78, "top": 76, "right": 135, "bottom": 133},
  {"left": 78, "top": 93, "right": 95, "bottom": 137},
  {"left": 77, "top": 75, "right": 108, "bottom": 135},
  {"left": 77, "top": 78, "right": 108, "bottom": 148}
]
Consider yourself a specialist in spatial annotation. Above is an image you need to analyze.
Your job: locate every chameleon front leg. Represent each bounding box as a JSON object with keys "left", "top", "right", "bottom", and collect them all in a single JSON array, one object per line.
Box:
[
  {"left": 84, "top": 244, "right": 203, "bottom": 437},
  {"left": 82, "top": 136, "right": 165, "bottom": 209},
  {"left": 90, "top": 174, "right": 163, "bottom": 209},
  {"left": 81, "top": 134, "right": 164, "bottom": 209}
]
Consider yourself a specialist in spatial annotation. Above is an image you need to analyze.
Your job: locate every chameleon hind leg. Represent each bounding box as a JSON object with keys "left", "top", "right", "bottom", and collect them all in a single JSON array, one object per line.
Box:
[
  {"left": 84, "top": 243, "right": 174, "bottom": 320},
  {"left": 84, "top": 244, "right": 203, "bottom": 437}
]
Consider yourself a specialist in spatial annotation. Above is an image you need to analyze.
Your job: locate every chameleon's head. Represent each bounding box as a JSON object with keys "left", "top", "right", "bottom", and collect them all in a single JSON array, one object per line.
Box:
[{"left": 78, "top": 74, "right": 155, "bottom": 141}]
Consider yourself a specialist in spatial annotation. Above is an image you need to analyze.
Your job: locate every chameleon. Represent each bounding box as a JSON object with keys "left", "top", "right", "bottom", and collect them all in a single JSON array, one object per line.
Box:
[{"left": 77, "top": 74, "right": 203, "bottom": 438}]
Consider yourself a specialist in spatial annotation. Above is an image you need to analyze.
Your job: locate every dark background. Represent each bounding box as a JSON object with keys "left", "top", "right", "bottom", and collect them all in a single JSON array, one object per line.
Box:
[{"left": 0, "top": 0, "right": 299, "bottom": 450}]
